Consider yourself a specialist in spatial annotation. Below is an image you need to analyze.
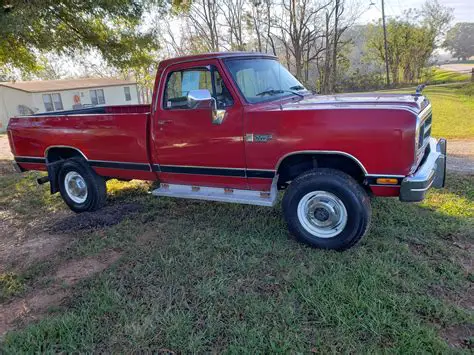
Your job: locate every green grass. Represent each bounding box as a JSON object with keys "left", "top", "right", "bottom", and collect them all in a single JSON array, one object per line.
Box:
[
  {"left": 382, "top": 83, "right": 474, "bottom": 139},
  {"left": 425, "top": 68, "right": 471, "bottom": 85},
  {"left": 0, "top": 171, "right": 473, "bottom": 352},
  {"left": 425, "top": 84, "right": 474, "bottom": 139}
]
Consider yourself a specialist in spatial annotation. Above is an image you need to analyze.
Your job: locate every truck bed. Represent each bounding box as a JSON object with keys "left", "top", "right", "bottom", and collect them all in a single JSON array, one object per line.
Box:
[{"left": 8, "top": 104, "right": 156, "bottom": 181}]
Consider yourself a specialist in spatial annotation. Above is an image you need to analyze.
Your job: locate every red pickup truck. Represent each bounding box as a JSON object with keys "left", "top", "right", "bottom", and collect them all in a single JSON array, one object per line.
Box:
[{"left": 7, "top": 52, "right": 446, "bottom": 250}]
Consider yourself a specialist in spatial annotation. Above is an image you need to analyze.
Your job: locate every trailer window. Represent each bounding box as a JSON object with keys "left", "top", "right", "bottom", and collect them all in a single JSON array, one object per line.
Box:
[
  {"left": 52, "top": 93, "right": 63, "bottom": 110},
  {"left": 42, "top": 93, "right": 63, "bottom": 112},
  {"left": 42, "top": 94, "right": 54, "bottom": 112},
  {"left": 90, "top": 89, "right": 105, "bottom": 105},
  {"left": 124, "top": 87, "right": 131, "bottom": 101}
]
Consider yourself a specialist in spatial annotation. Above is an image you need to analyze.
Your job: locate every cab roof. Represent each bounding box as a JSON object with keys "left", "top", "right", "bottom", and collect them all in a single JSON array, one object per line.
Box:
[{"left": 159, "top": 52, "right": 277, "bottom": 67}]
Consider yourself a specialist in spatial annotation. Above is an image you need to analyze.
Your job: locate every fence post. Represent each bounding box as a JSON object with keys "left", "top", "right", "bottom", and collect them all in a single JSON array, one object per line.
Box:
[{"left": 472, "top": 68, "right": 474, "bottom": 82}]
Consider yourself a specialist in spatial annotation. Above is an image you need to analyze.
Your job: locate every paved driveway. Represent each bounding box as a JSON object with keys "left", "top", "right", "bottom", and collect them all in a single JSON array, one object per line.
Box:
[{"left": 439, "top": 64, "right": 473, "bottom": 74}]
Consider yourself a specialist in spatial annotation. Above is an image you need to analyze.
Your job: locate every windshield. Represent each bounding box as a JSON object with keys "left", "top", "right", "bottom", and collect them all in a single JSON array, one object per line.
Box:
[{"left": 225, "top": 58, "right": 308, "bottom": 103}]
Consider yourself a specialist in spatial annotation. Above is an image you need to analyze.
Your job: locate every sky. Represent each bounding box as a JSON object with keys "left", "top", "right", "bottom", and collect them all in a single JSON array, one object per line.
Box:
[{"left": 358, "top": 0, "right": 474, "bottom": 24}]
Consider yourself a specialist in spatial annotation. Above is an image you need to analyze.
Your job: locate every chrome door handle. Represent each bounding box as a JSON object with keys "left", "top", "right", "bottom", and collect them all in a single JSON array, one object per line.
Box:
[{"left": 157, "top": 120, "right": 172, "bottom": 125}]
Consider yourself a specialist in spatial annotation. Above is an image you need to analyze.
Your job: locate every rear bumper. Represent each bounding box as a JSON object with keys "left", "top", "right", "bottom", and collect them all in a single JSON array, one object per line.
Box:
[{"left": 399, "top": 138, "right": 446, "bottom": 202}]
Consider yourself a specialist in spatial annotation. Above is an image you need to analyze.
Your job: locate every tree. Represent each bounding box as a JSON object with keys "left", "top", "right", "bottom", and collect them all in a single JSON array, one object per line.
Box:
[
  {"left": 246, "top": 0, "right": 276, "bottom": 54},
  {"left": 422, "top": 0, "right": 453, "bottom": 45},
  {"left": 183, "top": 0, "right": 220, "bottom": 51},
  {"left": 366, "top": 1, "right": 452, "bottom": 85},
  {"left": 275, "top": 0, "right": 328, "bottom": 81},
  {"left": 220, "top": 0, "right": 246, "bottom": 50},
  {"left": 0, "top": 0, "right": 161, "bottom": 74},
  {"left": 444, "top": 23, "right": 474, "bottom": 61}
]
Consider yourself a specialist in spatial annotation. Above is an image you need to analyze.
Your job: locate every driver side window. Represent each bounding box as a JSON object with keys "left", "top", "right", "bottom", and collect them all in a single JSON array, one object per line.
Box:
[{"left": 163, "top": 66, "right": 233, "bottom": 110}]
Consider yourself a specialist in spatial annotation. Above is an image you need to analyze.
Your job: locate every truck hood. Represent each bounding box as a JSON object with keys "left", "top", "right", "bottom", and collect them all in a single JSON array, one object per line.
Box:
[{"left": 280, "top": 92, "right": 428, "bottom": 114}]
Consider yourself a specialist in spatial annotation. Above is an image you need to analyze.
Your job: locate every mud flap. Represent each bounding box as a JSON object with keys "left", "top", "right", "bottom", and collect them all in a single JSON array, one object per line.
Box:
[{"left": 46, "top": 160, "right": 63, "bottom": 194}]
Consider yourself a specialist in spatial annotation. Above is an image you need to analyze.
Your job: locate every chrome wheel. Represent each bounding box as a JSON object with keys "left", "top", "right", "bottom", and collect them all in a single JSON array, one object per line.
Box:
[
  {"left": 297, "top": 191, "right": 347, "bottom": 238},
  {"left": 64, "top": 171, "right": 88, "bottom": 204}
]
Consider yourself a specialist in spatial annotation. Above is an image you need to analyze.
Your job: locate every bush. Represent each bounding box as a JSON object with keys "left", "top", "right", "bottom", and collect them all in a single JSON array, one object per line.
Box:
[{"left": 337, "top": 69, "right": 386, "bottom": 92}]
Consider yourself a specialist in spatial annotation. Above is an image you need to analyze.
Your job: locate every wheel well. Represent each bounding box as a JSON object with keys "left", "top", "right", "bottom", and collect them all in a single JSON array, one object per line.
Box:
[
  {"left": 46, "top": 147, "right": 86, "bottom": 163},
  {"left": 277, "top": 153, "right": 366, "bottom": 186}
]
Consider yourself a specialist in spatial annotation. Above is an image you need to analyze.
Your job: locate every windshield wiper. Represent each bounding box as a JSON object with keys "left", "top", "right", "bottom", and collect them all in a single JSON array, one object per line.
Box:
[
  {"left": 289, "top": 85, "right": 306, "bottom": 91},
  {"left": 256, "top": 89, "right": 304, "bottom": 98}
]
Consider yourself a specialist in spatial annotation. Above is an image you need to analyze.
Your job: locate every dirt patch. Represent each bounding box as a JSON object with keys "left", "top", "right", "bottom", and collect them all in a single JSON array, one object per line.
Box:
[
  {"left": 55, "top": 250, "right": 122, "bottom": 286},
  {"left": 0, "top": 209, "right": 71, "bottom": 273},
  {"left": 0, "top": 288, "right": 69, "bottom": 335},
  {"left": 447, "top": 140, "right": 474, "bottom": 174},
  {"left": 440, "top": 323, "right": 474, "bottom": 349},
  {"left": 0, "top": 135, "right": 13, "bottom": 160},
  {"left": 429, "top": 283, "right": 474, "bottom": 313},
  {"left": 0, "top": 233, "right": 66, "bottom": 273},
  {"left": 49, "top": 203, "right": 142, "bottom": 234},
  {"left": 0, "top": 160, "right": 15, "bottom": 176},
  {"left": 0, "top": 249, "right": 122, "bottom": 336}
]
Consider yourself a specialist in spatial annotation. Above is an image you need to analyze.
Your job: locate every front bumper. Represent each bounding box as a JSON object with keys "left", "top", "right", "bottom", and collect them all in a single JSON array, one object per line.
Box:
[{"left": 399, "top": 138, "right": 446, "bottom": 202}]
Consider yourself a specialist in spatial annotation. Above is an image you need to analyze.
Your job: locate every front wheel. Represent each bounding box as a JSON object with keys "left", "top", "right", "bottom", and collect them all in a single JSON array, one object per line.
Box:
[
  {"left": 282, "top": 168, "right": 371, "bottom": 250},
  {"left": 58, "top": 159, "right": 107, "bottom": 213}
]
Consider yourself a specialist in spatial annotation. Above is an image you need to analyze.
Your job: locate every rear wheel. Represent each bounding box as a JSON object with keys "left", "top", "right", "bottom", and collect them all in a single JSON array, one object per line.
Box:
[
  {"left": 282, "top": 168, "right": 371, "bottom": 250},
  {"left": 58, "top": 159, "right": 106, "bottom": 213}
]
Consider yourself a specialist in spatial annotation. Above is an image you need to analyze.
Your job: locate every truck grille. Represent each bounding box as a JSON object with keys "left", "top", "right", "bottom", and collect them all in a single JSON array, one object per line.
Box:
[{"left": 418, "top": 113, "right": 432, "bottom": 149}]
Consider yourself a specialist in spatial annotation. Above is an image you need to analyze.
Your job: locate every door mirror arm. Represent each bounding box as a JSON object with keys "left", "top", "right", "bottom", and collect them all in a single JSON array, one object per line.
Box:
[{"left": 211, "top": 98, "right": 226, "bottom": 125}]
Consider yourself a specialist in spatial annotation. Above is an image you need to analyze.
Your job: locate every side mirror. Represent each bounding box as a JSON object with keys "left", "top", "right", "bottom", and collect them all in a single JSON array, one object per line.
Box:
[
  {"left": 186, "top": 89, "right": 226, "bottom": 125},
  {"left": 187, "top": 89, "right": 213, "bottom": 109}
]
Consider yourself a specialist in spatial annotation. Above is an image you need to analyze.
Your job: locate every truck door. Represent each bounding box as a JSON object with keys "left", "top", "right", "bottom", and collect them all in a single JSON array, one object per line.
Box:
[{"left": 152, "top": 60, "right": 247, "bottom": 189}]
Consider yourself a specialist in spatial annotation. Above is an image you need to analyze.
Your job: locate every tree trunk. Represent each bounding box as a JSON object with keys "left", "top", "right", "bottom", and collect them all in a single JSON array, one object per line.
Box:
[{"left": 330, "top": 0, "right": 340, "bottom": 93}]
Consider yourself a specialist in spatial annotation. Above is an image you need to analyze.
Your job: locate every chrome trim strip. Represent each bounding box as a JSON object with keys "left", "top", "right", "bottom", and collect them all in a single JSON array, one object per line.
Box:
[
  {"left": 366, "top": 174, "right": 405, "bottom": 178},
  {"left": 14, "top": 156, "right": 46, "bottom": 163},
  {"left": 88, "top": 159, "right": 149, "bottom": 166},
  {"left": 283, "top": 104, "right": 421, "bottom": 115},
  {"left": 14, "top": 155, "right": 47, "bottom": 160},
  {"left": 369, "top": 184, "right": 400, "bottom": 188},
  {"left": 410, "top": 179, "right": 434, "bottom": 192},
  {"left": 17, "top": 113, "right": 147, "bottom": 119},
  {"left": 245, "top": 168, "right": 276, "bottom": 172},
  {"left": 159, "top": 164, "right": 247, "bottom": 170},
  {"left": 89, "top": 160, "right": 152, "bottom": 172},
  {"left": 44, "top": 146, "right": 89, "bottom": 160},
  {"left": 275, "top": 150, "right": 368, "bottom": 175}
]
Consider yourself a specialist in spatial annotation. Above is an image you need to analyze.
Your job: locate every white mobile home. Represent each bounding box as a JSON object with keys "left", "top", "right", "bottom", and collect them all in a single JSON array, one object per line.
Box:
[{"left": 0, "top": 78, "right": 139, "bottom": 131}]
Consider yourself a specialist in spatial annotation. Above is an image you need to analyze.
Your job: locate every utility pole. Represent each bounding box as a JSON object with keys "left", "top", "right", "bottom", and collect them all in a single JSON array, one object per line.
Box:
[{"left": 381, "top": 0, "right": 390, "bottom": 87}]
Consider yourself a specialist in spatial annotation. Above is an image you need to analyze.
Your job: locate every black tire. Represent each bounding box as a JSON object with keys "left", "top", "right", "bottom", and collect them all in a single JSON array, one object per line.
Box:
[
  {"left": 282, "top": 168, "right": 371, "bottom": 251},
  {"left": 58, "top": 158, "right": 107, "bottom": 213}
]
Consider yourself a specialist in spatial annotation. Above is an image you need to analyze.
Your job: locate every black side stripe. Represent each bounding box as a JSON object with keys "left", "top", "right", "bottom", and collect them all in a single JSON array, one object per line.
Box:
[
  {"left": 159, "top": 165, "right": 246, "bottom": 177},
  {"left": 156, "top": 165, "right": 275, "bottom": 178},
  {"left": 15, "top": 157, "right": 46, "bottom": 164},
  {"left": 89, "top": 160, "right": 150, "bottom": 171},
  {"left": 15, "top": 156, "right": 276, "bottom": 178},
  {"left": 246, "top": 170, "right": 276, "bottom": 178}
]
